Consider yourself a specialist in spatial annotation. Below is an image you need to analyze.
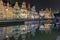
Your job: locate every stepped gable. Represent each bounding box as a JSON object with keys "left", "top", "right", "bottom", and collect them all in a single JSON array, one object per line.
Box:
[
  {"left": 44, "top": 8, "right": 52, "bottom": 18},
  {"left": 20, "top": 2, "right": 28, "bottom": 19}
]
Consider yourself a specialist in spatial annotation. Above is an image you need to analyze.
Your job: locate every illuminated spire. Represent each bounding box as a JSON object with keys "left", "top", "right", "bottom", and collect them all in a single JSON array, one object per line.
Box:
[
  {"left": 44, "top": 8, "right": 52, "bottom": 18},
  {"left": 45, "top": 8, "right": 49, "bottom": 13},
  {"left": 15, "top": 2, "right": 18, "bottom": 7},
  {"left": 14, "top": 2, "right": 20, "bottom": 9},
  {"left": 31, "top": 6, "right": 36, "bottom": 11},
  {"left": 7, "top": 2, "right": 10, "bottom": 7},
  {"left": 21, "top": 2, "right": 26, "bottom": 9},
  {"left": 31, "top": 6, "right": 36, "bottom": 14}
]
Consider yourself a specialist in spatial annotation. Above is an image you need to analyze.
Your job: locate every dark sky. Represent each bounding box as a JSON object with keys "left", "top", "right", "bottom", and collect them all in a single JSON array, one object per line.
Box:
[
  {"left": 2, "top": 0, "right": 60, "bottom": 11},
  {"left": 29, "top": 0, "right": 60, "bottom": 10}
]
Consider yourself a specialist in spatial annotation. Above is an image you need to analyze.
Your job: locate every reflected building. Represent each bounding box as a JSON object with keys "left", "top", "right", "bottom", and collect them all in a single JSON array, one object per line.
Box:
[
  {"left": 0, "top": 27, "right": 4, "bottom": 40},
  {"left": 44, "top": 24, "right": 52, "bottom": 33}
]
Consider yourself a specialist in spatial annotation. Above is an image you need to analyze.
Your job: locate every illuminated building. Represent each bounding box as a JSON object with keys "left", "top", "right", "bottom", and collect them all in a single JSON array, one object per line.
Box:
[
  {"left": 52, "top": 9, "right": 59, "bottom": 14},
  {"left": 4, "top": 3, "right": 13, "bottom": 19},
  {"left": 30, "top": 6, "right": 36, "bottom": 19},
  {"left": 19, "top": 2, "right": 28, "bottom": 19},
  {"left": 13, "top": 2, "right": 20, "bottom": 19},
  {"left": 44, "top": 8, "right": 52, "bottom": 19},
  {"left": 39, "top": 8, "right": 53, "bottom": 33},
  {"left": 27, "top": 3, "right": 31, "bottom": 19},
  {"left": 0, "top": 0, "right": 6, "bottom": 20},
  {"left": 0, "top": 27, "right": 4, "bottom": 40},
  {"left": 0, "top": 0, "right": 14, "bottom": 20},
  {"left": 0, "top": 9, "right": 4, "bottom": 20},
  {"left": 0, "top": 0, "right": 4, "bottom": 9},
  {"left": 39, "top": 9, "right": 45, "bottom": 19},
  {"left": 34, "top": 12, "right": 39, "bottom": 19}
]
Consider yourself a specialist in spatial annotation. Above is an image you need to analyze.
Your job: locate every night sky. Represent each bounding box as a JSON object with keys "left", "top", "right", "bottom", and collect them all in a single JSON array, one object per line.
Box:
[
  {"left": 29, "top": 0, "right": 60, "bottom": 11},
  {"left": 2, "top": 0, "right": 60, "bottom": 11}
]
